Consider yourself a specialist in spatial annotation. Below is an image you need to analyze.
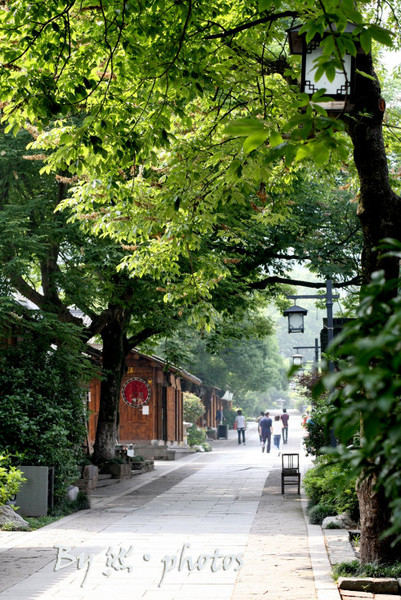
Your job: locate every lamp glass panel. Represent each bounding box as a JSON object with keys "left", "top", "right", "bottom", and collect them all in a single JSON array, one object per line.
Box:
[
  {"left": 288, "top": 312, "right": 304, "bottom": 332},
  {"left": 304, "top": 47, "right": 351, "bottom": 96},
  {"left": 293, "top": 355, "right": 303, "bottom": 366}
]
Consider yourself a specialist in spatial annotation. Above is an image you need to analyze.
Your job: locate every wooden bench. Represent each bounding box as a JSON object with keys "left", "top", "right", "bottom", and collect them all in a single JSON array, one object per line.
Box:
[{"left": 281, "top": 453, "right": 301, "bottom": 494}]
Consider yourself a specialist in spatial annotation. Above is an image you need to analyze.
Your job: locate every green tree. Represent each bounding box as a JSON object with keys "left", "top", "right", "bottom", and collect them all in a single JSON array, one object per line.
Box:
[
  {"left": 0, "top": 1, "right": 365, "bottom": 292},
  {"left": 158, "top": 313, "right": 288, "bottom": 412},
  {"left": 0, "top": 128, "right": 185, "bottom": 463},
  {"left": 323, "top": 260, "right": 401, "bottom": 562},
  {"left": 0, "top": 124, "right": 360, "bottom": 463}
]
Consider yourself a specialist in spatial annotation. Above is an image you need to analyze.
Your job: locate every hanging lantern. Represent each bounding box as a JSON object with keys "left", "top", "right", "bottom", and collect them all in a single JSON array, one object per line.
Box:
[
  {"left": 292, "top": 353, "right": 304, "bottom": 367},
  {"left": 283, "top": 304, "right": 308, "bottom": 334},
  {"left": 287, "top": 23, "right": 359, "bottom": 112}
]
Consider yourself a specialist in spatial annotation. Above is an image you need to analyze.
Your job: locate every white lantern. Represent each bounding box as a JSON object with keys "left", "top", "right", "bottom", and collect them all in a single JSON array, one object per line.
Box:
[
  {"left": 292, "top": 353, "right": 304, "bottom": 367},
  {"left": 283, "top": 304, "right": 308, "bottom": 334},
  {"left": 288, "top": 23, "right": 358, "bottom": 112}
]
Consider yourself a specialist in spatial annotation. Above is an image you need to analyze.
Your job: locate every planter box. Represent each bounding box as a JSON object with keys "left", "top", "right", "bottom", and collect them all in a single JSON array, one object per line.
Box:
[
  {"left": 131, "top": 460, "right": 154, "bottom": 473},
  {"left": 338, "top": 577, "right": 400, "bottom": 594},
  {"left": 100, "top": 463, "right": 132, "bottom": 480},
  {"left": 15, "top": 466, "right": 55, "bottom": 517}
]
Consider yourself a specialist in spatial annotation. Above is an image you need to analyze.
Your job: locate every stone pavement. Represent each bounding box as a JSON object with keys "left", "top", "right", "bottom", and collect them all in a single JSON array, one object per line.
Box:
[{"left": 0, "top": 416, "right": 341, "bottom": 599}]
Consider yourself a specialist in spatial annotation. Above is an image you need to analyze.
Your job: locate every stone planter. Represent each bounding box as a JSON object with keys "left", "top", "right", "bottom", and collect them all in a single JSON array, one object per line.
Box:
[
  {"left": 338, "top": 577, "right": 400, "bottom": 595},
  {"left": 131, "top": 460, "right": 154, "bottom": 473},
  {"left": 100, "top": 463, "right": 132, "bottom": 480},
  {"left": 77, "top": 465, "right": 98, "bottom": 494}
]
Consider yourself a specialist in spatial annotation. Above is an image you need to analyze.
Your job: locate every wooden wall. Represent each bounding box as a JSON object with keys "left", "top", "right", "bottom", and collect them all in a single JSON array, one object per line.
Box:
[
  {"left": 87, "top": 351, "right": 184, "bottom": 447},
  {"left": 198, "top": 386, "right": 222, "bottom": 428}
]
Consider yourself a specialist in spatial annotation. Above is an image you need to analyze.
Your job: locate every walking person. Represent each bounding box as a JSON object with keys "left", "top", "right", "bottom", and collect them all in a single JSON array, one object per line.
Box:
[
  {"left": 281, "top": 408, "right": 289, "bottom": 444},
  {"left": 258, "top": 411, "right": 272, "bottom": 453},
  {"left": 272, "top": 415, "right": 282, "bottom": 454},
  {"left": 257, "top": 411, "right": 265, "bottom": 444},
  {"left": 235, "top": 410, "right": 246, "bottom": 445}
]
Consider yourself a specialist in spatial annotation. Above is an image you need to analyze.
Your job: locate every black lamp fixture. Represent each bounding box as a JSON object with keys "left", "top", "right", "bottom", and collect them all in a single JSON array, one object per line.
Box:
[
  {"left": 283, "top": 304, "right": 308, "bottom": 334},
  {"left": 287, "top": 23, "right": 359, "bottom": 113},
  {"left": 283, "top": 280, "right": 339, "bottom": 373}
]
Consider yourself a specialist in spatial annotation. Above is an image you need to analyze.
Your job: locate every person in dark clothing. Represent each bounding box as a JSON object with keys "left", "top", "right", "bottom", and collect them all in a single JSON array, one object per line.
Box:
[
  {"left": 258, "top": 411, "right": 272, "bottom": 453},
  {"left": 257, "top": 411, "right": 265, "bottom": 444},
  {"left": 281, "top": 408, "right": 290, "bottom": 444}
]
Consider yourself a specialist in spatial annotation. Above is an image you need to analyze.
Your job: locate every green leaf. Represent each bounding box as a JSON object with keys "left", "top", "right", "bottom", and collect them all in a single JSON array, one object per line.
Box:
[
  {"left": 360, "top": 29, "right": 372, "bottom": 55},
  {"left": 341, "top": 36, "right": 357, "bottom": 57},
  {"left": 314, "top": 65, "right": 325, "bottom": 83},
  {"left": 243, "top": 130, "right": 269, "bottom": 153},
  {"left": 295, "top": 145, "right": 311, "bottom": 161},
  {"left": 311, "top": 142, "right": 330, "bottom": 166},
  {"left": 258, "top": 0, "right": 271, "bottom": 10},
  {"left": 369, "top": 24, "right": 394, "bottom": 47},
  {"left": 270, "top": 130, "right": 283, "bottom": 147},
  {"left": 225, "top": 118, "right": 265, "bottom": 137},
  {"left": 340, "top": 0, "right": 364, "bottom": 24},
  {"left": 355, "top": 69, "right": 377, "bottom": 82},
  {"left": 326, "top": 63, "right": 337, "bottom": 83}
]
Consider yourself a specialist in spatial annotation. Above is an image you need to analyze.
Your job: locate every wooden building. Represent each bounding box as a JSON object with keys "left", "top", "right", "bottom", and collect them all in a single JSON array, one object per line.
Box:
[
  {"left": 87, "top": 347, "right": 201, "bottom": 459},
  {"left": 199, "top": 385, "right": 222, "bottom": 428}
]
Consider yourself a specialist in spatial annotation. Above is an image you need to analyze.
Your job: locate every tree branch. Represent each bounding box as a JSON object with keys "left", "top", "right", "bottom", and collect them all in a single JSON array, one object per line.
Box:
[
  {"left": 249, "top": 275, "right": 361, "bottom": 290},
  {"left": 204, "top": 11, "right": 298, "bottom": 40}
]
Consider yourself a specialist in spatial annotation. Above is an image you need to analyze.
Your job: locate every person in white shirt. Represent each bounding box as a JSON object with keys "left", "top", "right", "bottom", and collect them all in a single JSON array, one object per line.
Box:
[
  {"left": 272, "top": 415, "right": 283, "bottom": 454},
  {"left": 234, "top": 410, "right": 246, "bottom": 445}
]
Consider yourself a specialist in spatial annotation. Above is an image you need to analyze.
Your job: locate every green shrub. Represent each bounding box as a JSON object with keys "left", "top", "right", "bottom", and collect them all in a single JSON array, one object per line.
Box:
[
  {"left": 303, "top": 456, "right": 359, "bottom": 522},
  {"left": 187, "top": 425, "right": 207, "bottom": 447},
  {"left": 223, "top": 407, "right": 238, "bottom": 429},
  {"left": 49, "top": 491, "right": 90, "bottom": 517},
  {"left": 308, "top": 503, "right": 334, "bottom": 524},
  {"left": 183, "top": 393, "right": 205, "bottom": 424},
  {"left": 0, "top": 318, "right": 91, "bottom": 505},
  {"left": 0, "top": 454, "right": 26, "bottom": 505}
]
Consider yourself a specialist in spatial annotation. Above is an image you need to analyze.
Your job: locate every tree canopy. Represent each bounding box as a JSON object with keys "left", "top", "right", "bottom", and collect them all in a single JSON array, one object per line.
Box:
[{"left": 0, "top": 0, "right": 374, "bottom": 297}]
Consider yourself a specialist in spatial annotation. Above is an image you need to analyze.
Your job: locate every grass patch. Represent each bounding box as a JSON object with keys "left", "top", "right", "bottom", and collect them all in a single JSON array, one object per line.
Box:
[
  {"left": 25, "top": 515, "right": 60, "bottom": 530},
  {"left": 333, "top": 560, "right": 401, "bottom": 580},
  {"left": 0, "top": 492, "right": 91, "bottom": 531}
]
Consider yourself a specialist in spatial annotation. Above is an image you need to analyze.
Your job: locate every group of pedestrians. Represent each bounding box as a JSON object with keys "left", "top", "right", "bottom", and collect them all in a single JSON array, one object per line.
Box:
[
  {"left": 233, "top": 408, "right": 289, "bottom": 451},
  {"left": 258, "top": 409, "right": 289, "bottom": 454}
]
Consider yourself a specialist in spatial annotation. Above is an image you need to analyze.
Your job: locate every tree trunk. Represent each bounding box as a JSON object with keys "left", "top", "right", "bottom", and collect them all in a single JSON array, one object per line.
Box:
[
  {"left": 345, "top": 53, "right": 401, "bottom": 564},
  {"left": 92, "top": 306, "right": 129, "bottom": 464},
  {"left": 358, "top": 473, "right": 401, "bottom": 563},
  {"left": 347, "top": 52, "right": 401, "bottom": 285}
]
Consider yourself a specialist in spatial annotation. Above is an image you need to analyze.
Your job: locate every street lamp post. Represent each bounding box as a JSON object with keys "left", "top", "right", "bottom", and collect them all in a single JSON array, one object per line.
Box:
[
  {"left": 293, "top": 338, "right": 321, "bottom": 368},
  {"left": 283, "top": 280, "right": 339, "bottom": 372}
]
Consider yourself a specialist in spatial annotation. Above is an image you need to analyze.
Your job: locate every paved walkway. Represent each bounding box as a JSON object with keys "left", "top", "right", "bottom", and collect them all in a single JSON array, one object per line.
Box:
[{"left": 0, "top": 417, "right": 340, "bottom": 599}]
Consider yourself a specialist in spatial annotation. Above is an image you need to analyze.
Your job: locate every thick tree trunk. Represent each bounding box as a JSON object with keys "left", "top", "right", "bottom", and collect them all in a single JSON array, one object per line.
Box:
[
  {"left": 358, "top": 473, "right": 401, "bottom": 563},
  {"left": 92, "top": 306, "right": 129, "bottom": 464},
  {"left": 347, "top": 52, "right": 401, "bottom": 285},
  {"left": 345, "top": 53, "right": 401, "bottom": 563}
]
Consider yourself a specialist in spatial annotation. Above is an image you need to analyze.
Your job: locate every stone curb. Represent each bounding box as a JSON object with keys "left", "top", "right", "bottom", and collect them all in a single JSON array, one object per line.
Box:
[
  {"left": 300, "top": 459, "right": 342, "bottom": 600},
  {"left": 338, "top": 577, "right": 400, "bottom": 594}
]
